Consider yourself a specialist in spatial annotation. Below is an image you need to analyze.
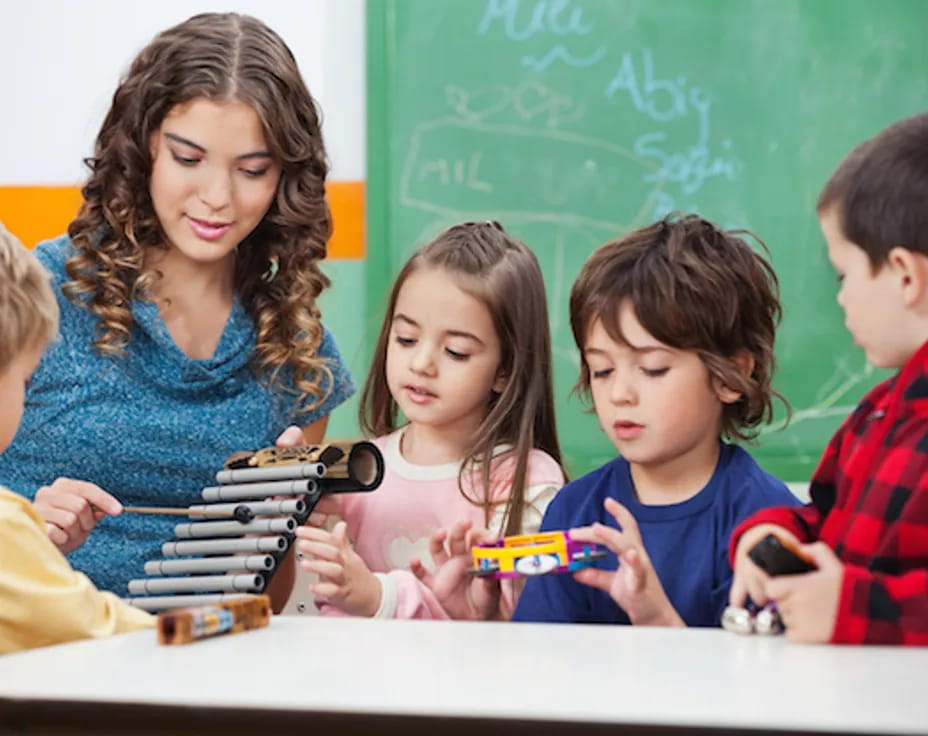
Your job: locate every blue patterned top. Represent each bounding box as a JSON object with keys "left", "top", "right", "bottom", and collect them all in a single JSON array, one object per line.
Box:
[{"left": 0, "top": 235, "right": 355, "bottom": 593}]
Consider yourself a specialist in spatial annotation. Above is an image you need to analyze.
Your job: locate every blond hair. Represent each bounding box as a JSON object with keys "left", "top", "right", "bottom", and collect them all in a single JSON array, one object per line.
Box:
[{"left": 0, "top": 223, "right": 59, "bottom": 372}]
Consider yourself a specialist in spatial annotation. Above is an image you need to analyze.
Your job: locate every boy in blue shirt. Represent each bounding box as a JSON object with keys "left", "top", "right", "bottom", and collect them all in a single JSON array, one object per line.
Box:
[{"left": 513, "top": 214, "right": 799, "bottom": 626}]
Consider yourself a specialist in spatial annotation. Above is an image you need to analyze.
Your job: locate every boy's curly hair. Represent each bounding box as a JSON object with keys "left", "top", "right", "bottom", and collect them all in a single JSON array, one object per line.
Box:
[{"left": 569, "top": 213, "right": 787, "bottom": 442}]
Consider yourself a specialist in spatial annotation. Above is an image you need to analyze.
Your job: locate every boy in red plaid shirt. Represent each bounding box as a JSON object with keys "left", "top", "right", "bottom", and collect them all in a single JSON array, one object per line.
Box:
[{"left": 728, "top": 112, "right": 928, "bottom": 645}]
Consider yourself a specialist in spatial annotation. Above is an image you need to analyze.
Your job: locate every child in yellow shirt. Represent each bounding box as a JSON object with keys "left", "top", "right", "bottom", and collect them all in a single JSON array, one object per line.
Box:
[{"left": 0, "top": 222, "right": 153, "bottom": 653}]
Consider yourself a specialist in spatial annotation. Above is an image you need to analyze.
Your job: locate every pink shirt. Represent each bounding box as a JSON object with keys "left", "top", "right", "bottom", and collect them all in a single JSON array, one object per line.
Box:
[{"left": 318, "top": 428, "right": 564, "bottom": 619}]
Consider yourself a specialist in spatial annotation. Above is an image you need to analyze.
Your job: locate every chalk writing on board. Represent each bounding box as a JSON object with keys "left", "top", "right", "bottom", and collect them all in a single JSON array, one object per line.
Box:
[
  {"left": 400, "top": 90, "right": 660, "bottom": 231},
  {"left": 478, "top": 0, "right": 595, "bottom": 42},
  {"left": 477, "top": 0, "right": 607, "bottom": 70},
  {"left": 605, "top": 48, "right": 741, "bottom": 210},
  {"left": 522, "top": 44, "right": 607, "bottom": 71},
  {"left": 446, "top": 82, "right": 585, "bottom": 128}
]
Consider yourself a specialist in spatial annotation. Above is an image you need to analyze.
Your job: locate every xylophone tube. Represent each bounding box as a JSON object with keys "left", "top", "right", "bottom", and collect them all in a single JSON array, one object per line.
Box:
[
  {"left": 188, "top": 499, "right": 305, "bottom": 516},
  {"left": 214, "top": 462, "right": 327, "bottom": 485},
  {"left": 161, "top": 536, "right": 286, "bottom": 556},
  {"left": 128, "top": 592, "right": 249, "bottom": 612},
  {"left": 200, "top": 478, "right": 316, "bottom": 502},
  {"left": 144, "top": 555, "right": 275, "bottom": 576},
  {"left": 173, "top": 517, "right": 295, "bottom": 539},
  {"left": 128, "top": 573, "right": 264, "bottom": 596}
]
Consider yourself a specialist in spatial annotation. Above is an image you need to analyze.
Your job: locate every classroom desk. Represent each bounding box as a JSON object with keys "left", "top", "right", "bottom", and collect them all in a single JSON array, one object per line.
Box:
[{"left": 0, "top": 616, "right": 925, "bottom": 735}]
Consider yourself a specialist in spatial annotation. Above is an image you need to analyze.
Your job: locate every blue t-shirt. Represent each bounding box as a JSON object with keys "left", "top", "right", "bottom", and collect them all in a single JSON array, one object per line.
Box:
[
  {"left": 512, "top": 444, "right": 799, "bottom": 626},
  {"left": 0, "top": 235, "right": 355, "bottom": 593}
]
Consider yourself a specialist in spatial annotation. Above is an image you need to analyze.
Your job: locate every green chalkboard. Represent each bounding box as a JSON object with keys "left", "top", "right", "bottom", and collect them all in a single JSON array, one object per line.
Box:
[{"left": 365, "top": 0, "right": 928, "bottom": 481}]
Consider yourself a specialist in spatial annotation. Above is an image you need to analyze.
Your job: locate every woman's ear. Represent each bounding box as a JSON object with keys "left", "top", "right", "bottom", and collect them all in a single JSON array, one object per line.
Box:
[
  {"left": 714, "top": 352, "right": 755, "bottom": 405},
  {"left": 887, "top": 246, "right": 928, "bottom": 309}
]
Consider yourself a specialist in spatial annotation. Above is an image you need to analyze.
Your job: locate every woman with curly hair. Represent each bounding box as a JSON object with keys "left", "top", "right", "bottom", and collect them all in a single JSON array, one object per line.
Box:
[{"left": 0, "top": 13, "right": 355, "bottom": 609}]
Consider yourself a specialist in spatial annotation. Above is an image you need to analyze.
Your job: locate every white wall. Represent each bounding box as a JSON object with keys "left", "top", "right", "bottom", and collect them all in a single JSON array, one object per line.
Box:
[{"left": 0, "top": 0, "right": 365, "bottom": 184}]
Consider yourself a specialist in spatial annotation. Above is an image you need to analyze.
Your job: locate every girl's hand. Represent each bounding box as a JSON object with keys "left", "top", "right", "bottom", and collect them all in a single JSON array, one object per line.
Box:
[
  {"left": 304, "top": 495, "right": 341, "bottom": 527},
  {"left": 33, "top": 478, "right": 122, "bottom": 554},
  {"left": 409, "top": 520, "right": 502, "bottom": 621},
  {"left": 764, "top": 542, "right": 843, "bottom": 644},
  {"left": 295, "top": 521, "right": 381, "bottom": 617},
  {"left": 729, "top": 524, "right": 802, "bottom": 609},
  {"left": 571, "top": 497, "right": 684, "bottom": 627}
]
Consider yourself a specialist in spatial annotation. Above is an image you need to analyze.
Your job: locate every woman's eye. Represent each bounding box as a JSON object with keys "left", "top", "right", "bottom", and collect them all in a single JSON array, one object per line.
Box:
[
  {"left": 641, "top": 367, "right": 669, "bottom": 377},
  {"left": 242, "top": 168, "right": 270, "bottom": 178},
  {"left": 445, "top": 349, "right": 469, "bottom": 361},
  {"left": 591, "top": 368, "right": 612, "bottom": 379},
  {"left": 171, "top": 153, "right": 200, "bottom": 166},
  {"left": 394, "top": 336, "right": 415, "bottom": 347}
]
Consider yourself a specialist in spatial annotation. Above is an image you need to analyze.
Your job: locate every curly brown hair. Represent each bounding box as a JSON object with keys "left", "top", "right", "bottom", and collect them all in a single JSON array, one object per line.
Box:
[
  {"left": 361, "top": 222, "right": 564, "bottom": 536},
  {"left": 569, "top": 213, "right": 788, "bottom": 442},
  {"left": 64, "top": 12, "right": 332, "bottom": 410}
]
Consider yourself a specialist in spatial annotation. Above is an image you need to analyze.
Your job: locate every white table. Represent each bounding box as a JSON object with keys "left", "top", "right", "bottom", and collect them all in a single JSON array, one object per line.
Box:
[{"left": 0, "top": 616, "right": 925, "bottom": 734}]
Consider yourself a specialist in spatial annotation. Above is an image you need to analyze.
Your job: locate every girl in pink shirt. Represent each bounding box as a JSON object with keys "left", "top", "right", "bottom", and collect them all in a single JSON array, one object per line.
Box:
[{"left": 295, "top": 222, "right": 566, "bottom": 619}]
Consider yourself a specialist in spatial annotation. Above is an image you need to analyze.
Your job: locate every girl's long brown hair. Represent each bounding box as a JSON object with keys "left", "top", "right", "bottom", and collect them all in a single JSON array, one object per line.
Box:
[
  {"left": 361, "top": 222, "right": 564, "bottom": 537},
  {"left": 65, "top": 12, "right": 333, "bottom": 408}
]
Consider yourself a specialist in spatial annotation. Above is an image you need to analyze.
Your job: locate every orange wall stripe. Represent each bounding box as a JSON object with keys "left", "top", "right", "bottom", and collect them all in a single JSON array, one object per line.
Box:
[
  {"left": 0, "top": 181, "right": 365, "bottom": 260},
  {"left": 325, "top": 180, "right": 365, "bottom": 260},
  {"left": 0, "top": 186, "right": 82, "bottom": 250}
]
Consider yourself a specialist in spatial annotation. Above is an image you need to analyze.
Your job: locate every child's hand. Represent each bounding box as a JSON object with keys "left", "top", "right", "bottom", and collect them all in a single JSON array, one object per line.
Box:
[
  {"left": 33, "top": 478, "right": 122, "bottom": 554},
  {"left": 729, "top": 524, "right": 802, "bottom": 608},
  {"left": 304, "top": 495, "right": 342, "bottom": 527},
  {"left": 295, "top": 521, "right": 381, "bottom": 617},
  {"left": 409, "top": 520, "right": 502, "bottom": 620},
  {"left": 764, "top": 542, "right": 843, "bottom": 643},
  {"left": 571, "top": 497, "right": 684, "bottom": 627}
]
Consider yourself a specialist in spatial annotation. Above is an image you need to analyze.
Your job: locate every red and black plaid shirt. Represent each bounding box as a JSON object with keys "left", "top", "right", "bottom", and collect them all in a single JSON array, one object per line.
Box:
[{"left": 731, "top": 341, "right": 928, "bottom": 645}]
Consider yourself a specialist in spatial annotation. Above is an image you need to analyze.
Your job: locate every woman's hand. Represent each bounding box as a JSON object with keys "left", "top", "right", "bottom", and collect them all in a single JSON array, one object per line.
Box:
[
  {"left": 274, "top": 424, "right": 308, "bottom": 447},
  {"left": 33, "top": 478, "right": 122, "bottom": 554}
]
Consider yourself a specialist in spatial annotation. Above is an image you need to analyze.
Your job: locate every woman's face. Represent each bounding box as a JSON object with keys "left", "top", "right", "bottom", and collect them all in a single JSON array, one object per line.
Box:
[{"left": 148, "top": 98, "right": 281, "bottom": 268}]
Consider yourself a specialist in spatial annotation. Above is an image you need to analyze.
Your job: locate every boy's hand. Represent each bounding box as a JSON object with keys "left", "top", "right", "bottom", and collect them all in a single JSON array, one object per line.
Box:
[
  {"left": 409, "top": 520, "right": 502, "bottom": 620},
  {"left": 34, "top": 478, "right": 122, "bottom": 554},
  {"left": 571, "top": 498, "right": 684, "bottom": 627},
  {"left": 729, "top": 524, "right": 802, "bottom": 608},
  {"left": 295, "top": 521, "right": 381, "bottom": 617},
  {"left": 765, "top": 542, "right": 843, "bottom": 644}
]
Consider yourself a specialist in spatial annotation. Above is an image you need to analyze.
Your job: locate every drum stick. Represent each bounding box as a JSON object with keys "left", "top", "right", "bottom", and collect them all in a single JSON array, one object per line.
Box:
[{"left": 122, "top": 504, "right": 255, "bottom": 523}]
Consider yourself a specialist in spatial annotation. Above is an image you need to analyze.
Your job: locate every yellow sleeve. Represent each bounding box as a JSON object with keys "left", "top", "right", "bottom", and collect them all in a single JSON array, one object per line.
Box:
[{"left": 0, "top": 490, "right": 154, "bottom": 654}]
